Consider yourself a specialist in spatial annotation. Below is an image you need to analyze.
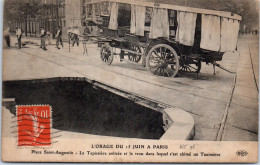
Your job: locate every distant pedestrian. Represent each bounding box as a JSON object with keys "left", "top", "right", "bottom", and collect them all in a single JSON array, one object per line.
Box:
[
  {"left": 15, "top": 26, "right": 22, "bottom": 49},
  {"left": 46, "top": 31, "right": 52, "bottom": 45},
  {"left": 82, "top": 24, "right": 91, "bottom": 55},
  {"left": 40, "top": 27, "right": 47, "bottom": 50},
  {"left": 55, "top": 26, "right": 63, "bottom": 49},
  {"left": 3, "top": 26, "right": 10, "bottom": 47},
  {"left": 67, "top": 27, "right": 72, "bottom": 42},
  {"left": 72, "top": 26, "right": 79, "bottom": 47}
]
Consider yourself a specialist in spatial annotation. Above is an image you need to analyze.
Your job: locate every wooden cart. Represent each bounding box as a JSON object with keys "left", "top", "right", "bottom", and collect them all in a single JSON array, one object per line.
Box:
[{"left": 83, "top": 0, "right": 242, "bottom": 77}]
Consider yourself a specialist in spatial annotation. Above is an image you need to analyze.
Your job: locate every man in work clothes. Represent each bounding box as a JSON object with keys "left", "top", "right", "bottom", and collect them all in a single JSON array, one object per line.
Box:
[
  {"left": 3, "top": 26, "right": 10, "bottom": 48},
  {"left": 15, "top": 27, "right": 22, "bottom": 49},
  {"left": 72, "top": 26, "right": 80, "bottom": 47},
  {"left": 55, "top": 26, "right": 63, "bottom": 49},
  {"left": 82, "top": 23, "right": 91, "bottom": 55},
  {"left": 40, "top": 27, "right": 47, "bottom": 50},
  {"left": 67, "top": 27, "right": 72, "bottom": 41}
]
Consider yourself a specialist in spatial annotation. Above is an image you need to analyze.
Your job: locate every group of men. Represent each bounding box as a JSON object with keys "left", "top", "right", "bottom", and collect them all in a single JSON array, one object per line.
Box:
[
  {"left": 13, "top": 22, "right": 98, "bottom": 55},
  {"left": 14, "top": 26, "right": 63, "bottom": 50},
  {"left": 40, "top": 26, "right": 63, "bottom": 50}
]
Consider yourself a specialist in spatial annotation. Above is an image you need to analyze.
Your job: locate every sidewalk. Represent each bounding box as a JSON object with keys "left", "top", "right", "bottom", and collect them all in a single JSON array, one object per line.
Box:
[
  {"left": 3, "top": 35, "right": 257, "bottom": 141},
  {"left": 221, "top": 35, "right": 259, "bottom": 141}
]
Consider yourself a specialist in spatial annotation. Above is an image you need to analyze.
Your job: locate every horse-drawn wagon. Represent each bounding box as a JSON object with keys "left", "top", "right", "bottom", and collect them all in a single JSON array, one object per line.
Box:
[{"left": 83, "top": 0, "right": 242, "bottom": 77}]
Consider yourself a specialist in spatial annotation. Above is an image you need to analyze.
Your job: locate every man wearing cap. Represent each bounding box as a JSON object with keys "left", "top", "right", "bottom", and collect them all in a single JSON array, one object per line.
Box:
[
  {"left": 15, "top": 26, "right": 22, "bottom": 49},
  {"left": 55, "top": 26, "right": 63, "bottom": 49},
  {"left": 72, "top": 26, "right": 80, "bottom": 47},
  {"left": 40, "top": 27, "right": 47, "bottom": 50},
  {"left": 67, "top": 27, "right": 72, "bottom": 41}
]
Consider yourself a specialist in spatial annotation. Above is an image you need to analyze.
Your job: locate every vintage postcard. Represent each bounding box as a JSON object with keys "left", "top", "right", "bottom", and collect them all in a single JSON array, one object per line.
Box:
[{"left": 1, "top": 0, "right": 259, "bottom": 163}]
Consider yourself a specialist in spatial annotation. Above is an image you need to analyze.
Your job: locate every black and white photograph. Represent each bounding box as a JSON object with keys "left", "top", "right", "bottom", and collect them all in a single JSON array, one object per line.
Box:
[{"left": 1, "top": 0, "right": 259, "bottom": 163}]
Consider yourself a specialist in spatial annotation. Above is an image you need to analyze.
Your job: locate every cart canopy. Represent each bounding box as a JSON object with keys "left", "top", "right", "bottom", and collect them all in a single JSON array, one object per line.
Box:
[{"left": 84, "top": 0, "right": 242, "bottom": 52}]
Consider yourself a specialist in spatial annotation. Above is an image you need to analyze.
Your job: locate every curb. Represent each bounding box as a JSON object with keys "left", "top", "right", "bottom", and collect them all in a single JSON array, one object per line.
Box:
[{"left": 160, "top": 107, "right": 195, "bottom": 140}]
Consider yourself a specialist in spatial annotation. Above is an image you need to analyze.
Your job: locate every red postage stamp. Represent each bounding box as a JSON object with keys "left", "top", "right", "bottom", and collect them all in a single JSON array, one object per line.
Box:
[{"left": 16, "top": 105, "right": 52, "bottom": 146}]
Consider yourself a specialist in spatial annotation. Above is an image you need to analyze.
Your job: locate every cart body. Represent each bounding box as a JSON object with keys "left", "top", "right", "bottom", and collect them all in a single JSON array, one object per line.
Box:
[{"left": 83, "top": 0, "right": 242, "bottom": 77}]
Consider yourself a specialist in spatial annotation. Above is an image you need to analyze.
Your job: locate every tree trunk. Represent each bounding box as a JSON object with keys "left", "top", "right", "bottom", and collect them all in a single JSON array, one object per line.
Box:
[
  {"left": 52, "top": 0, "right": 55, "bottom": 37},
  {"left": 29, "top": 21, "right": 31, "bottom": 37},
  {"left": 34, "top": 21, "right": 36, "bottom": 37},
  {"left": 56, "top": 0, "right": 59, "bottom": 27},
  {"left": 25, "top": 17, "right": 28, "bottom": 37}
]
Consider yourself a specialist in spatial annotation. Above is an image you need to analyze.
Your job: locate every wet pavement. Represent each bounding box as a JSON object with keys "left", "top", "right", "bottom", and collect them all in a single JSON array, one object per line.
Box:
[
  {"left": 221, "top": 35, "right": 259, "bottom": 141},
  {"left": 2, "top": 35, "right": 258, "bottom": 141}
]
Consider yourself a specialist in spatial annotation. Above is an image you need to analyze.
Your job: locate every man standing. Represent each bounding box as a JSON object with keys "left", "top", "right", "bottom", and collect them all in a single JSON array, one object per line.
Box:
[
  {"left": 46, "top": 31, "right": 52, "bottom": 45},
  {"left": 3, "top": 26, "right": 10, "bottom": 47},
  {"left": 15, "top": 26, "right": 22, "bottom": 49},
  {"left": 40, "top": 27, "right": 47, "bottom": 50},
  {"left": 82, "top": 24, "right": 91, "bottom": 55},
  {"left": 67, "top": 27, "right": 72, "bottom": 41},
  {"left": 72, "top": 26, "right": 80, "bottom": 47},
  {"left": 55, "top": 26, "right": 63, "bottom": 49}
]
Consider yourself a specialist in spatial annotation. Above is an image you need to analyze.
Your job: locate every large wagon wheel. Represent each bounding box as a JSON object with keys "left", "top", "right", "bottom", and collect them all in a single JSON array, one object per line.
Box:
[
  {"left": 179, "top": 58, "right": 201, "bottom": 73},
  {"left": 146, "top": 44, "right": 179, "bottom": 77},
  {"left": 128, "top": 46, "right": 142, "bottom": 63},
  {"left": 100, "top": 43, "right": 114, "bottom": 65}
]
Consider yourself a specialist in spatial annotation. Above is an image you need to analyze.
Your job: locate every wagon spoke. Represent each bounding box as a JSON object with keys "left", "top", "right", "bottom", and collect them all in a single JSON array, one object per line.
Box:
[
  {"left": 159, "top": 67, "right": 163, "bottom": 75},
  {"left": 168, "top": 64, "right": 176, "bottom": 71},
  {"left": 165, "top": 68, "right": 170, "bottom": 77},
  {"left": 153, "top": 50, "right": 160, "bottom": 57},
  {"left": 187, "top": 64, "right": 197, "bottom": 70},
  {"left": 162, "top": 67, "right": 166, "bottom": 76},
  {"left": 154, "top": 66, "right": 161, "bottom": 74}
]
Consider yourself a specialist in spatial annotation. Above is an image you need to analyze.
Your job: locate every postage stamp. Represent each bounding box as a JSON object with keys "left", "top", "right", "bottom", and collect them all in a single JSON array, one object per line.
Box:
[{"left": 16, "top": 105, "right": 52, "bottom": 146}]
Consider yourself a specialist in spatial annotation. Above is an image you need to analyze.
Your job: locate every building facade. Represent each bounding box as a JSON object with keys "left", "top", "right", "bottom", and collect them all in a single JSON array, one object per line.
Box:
[
  {"left": 6, "top": 0, "right": 66, "bottom": 37},
  {"left": 62, "top": 0, "right": 84, "bottom": 38}
]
